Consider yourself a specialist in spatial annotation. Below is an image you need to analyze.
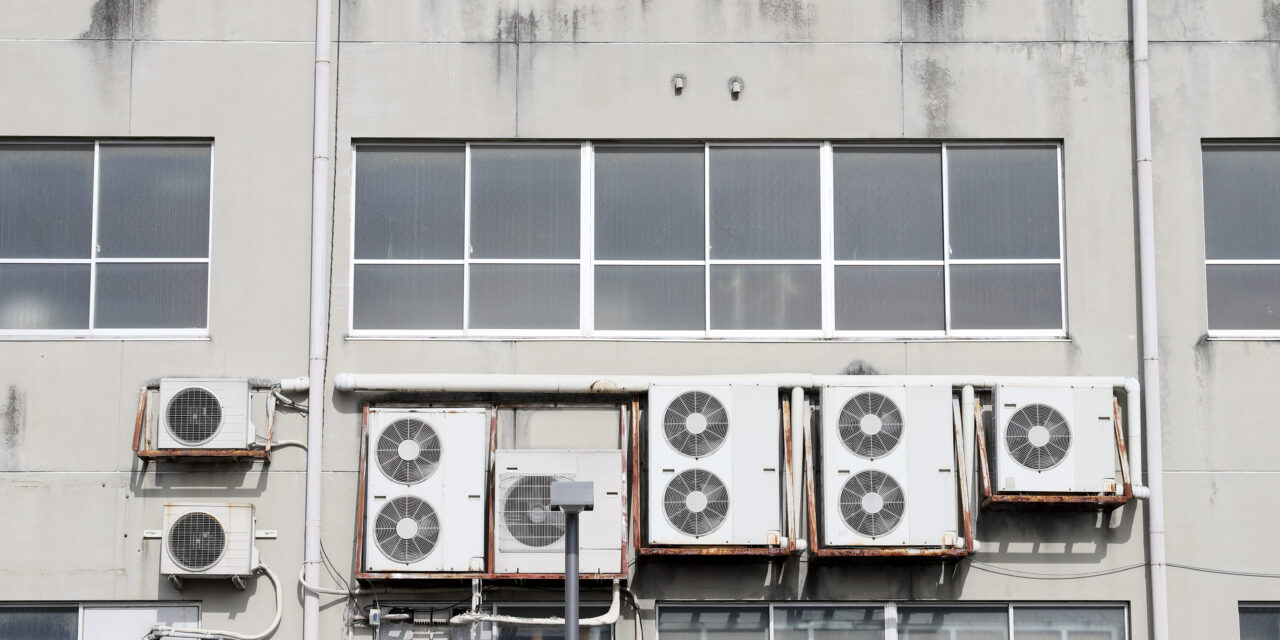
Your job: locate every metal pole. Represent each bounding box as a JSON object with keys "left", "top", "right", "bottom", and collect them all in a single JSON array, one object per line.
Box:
[{"left": 565, "top": 510, "right": 580, "bottom": 640}]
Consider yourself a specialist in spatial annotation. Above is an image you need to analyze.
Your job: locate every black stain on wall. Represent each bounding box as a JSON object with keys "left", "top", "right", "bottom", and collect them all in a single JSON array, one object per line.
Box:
[
  {"left": 1, "top": 385, "right": 25, "bottom": 470},
  {"left": 80, "top": 0, "right": 132, "bottom": 40},
  {"left": 915, "top": 56, "right": 954, "bottom": 137},
  {"left": 840, "top": 359, "right": 881, "bottom": 376}
]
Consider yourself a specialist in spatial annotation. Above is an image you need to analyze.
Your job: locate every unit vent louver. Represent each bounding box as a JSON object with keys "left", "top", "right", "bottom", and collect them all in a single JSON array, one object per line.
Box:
[
  {"left": 1004, "top": 403, "right": 1071, "bottom": 471},
  {"left": 374, "top": 496, "right": 441, "bottom": 563},
  {"left": 839, "top": 470, "right": 905, "bottom": 538},
  {"left": 837, "top": 392, "right": 904, "bottom": 459},
  {"left": 166, "top": 387, "right": 223, "bottom": 445},
  {"left": 663, "top": 469, "right": 730, "bottom": 537},
  {"left": 376, "top": 418, "right": 442, "bottom": 484},
  {"left": 500, "top": 474, "right": 570, "bottom": 551},
  {"left": 167, "top": 511, "right": 227, "bottom": 571},
  {"left": 663, "top": 391, "right": 729, "bottom": 457}
]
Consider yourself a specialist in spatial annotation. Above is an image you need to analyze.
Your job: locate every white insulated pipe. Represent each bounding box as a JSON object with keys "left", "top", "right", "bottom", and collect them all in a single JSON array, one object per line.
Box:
[
  {"left": 303, "top": 0, "right": 332, "bottom": 637},
  {"left": 1131, "top": 0, "right": 1169, "bottom": 637},
  {"left": 789, "top": 387, "right": 807, "bottom": 551}
]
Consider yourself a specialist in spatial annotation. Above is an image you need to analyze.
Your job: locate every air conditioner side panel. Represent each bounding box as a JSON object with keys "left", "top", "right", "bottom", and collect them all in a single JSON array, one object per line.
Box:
[
  {"left": 729, "top": 385, "right": 781, "bottom": 545},
  {"left": 1072, "top": 387, "right": 1119, "bottom": 494},
  {"left": 439, "top": 410, "right": 489, "bottom": 572},
  {"left": 904, "top": 385, "right": 958, "bottom": 547}
]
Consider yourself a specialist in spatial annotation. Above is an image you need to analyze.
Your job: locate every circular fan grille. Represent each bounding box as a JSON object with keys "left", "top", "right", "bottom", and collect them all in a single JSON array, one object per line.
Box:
[
  {"left": 839, "top": 470, "right": 905, "bottom": 538},
  {"left": 376, "top": 418, "right": 442, "bottom": 484},
  {"left": 375, "top": 496, "right": 440, "bottom": 563},
  {"left": 502, "top": 475, "right": 566, "bottom": 548},
  {"left": 167, "top": 511, "right": 226, "bottom": 571},
  {"left": 663, "top": 469, "right": 730, "bottom": 537},
  {"left": 1005, "top": 403, "right": 1072, "bottom": 471},
  {"left": 166, "top": 387, "right": 223, "bottom": 445},
  {"left": 838, "top": 392, "right": 904, "bottom": 459},
  {"left": 663, "top": 391, "right": 729, "bottom": 457}
]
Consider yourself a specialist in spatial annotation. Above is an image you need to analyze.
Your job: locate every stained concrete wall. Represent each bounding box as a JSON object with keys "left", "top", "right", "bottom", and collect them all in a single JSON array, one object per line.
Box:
[{"left": 1, "top": 0, "right": 1278, "bottom": 639}]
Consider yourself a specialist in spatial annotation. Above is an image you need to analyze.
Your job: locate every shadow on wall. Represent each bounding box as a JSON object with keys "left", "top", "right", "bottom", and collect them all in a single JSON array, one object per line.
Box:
[{"left": 131, "top": 464, "right": 270, "bottom": 498}]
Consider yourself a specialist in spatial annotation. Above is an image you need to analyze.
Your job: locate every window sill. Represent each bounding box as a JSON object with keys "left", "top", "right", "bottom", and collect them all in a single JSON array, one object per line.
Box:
[
  {"left": 1205, "top": 332, "right": 1280, "bottom": 342},
  {"left": 0, "top": 333, "right": 211, "bottom": 341},
  {"left": 345, "top": 333, "right": 1072, "bottom": 344}
]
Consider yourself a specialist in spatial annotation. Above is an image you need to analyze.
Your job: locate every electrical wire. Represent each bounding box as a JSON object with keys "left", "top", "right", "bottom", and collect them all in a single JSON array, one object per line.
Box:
[
  {"left": 148, "top": 563, "right": 282, "bottom": 640},
  {"left": 320, "top": 538, "right": 353, "bottom": 594},
  {"left": 969, "top": 560, "right": 1280, "bottom": 581}
]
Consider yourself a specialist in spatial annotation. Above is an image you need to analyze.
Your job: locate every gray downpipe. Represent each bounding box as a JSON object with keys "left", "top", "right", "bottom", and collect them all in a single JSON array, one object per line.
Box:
[
  {"left": 304, "top": 0, "right": 332, "bottom": 636},
  {"left": 565, "top": 511, "right": 580, "bottom": 640},
  {"left": 1131, "top": 0, "right": 1169, "bottom": 638}
]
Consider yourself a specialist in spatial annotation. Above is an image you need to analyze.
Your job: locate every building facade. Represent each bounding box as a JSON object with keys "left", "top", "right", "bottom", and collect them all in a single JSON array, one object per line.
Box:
[{"left": 2, "top": 0, "right": 1279, "bottom": 638}]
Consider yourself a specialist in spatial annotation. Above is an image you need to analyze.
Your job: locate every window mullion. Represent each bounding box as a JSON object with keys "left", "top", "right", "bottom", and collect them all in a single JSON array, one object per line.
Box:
[
  {"left": 820, "top": 142, "right": 835, "bottom": 337},
  {"left": 580, "top": 142, "right": 594, "bottom": 336}
]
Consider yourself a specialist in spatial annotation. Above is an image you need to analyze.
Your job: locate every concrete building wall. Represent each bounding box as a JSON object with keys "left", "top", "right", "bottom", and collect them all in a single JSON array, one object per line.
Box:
[{"left": 0, "top": 1, "right": 1277, "bottom": 639}]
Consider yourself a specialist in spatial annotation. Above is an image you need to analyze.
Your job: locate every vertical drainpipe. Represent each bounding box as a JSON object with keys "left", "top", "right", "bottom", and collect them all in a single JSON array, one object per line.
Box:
[
  {"left": 304, "top": 0, "right": 332, "bottom": 637},
  {"left": 1131, "top": 1, "right": 1169, "bottom": 638}
]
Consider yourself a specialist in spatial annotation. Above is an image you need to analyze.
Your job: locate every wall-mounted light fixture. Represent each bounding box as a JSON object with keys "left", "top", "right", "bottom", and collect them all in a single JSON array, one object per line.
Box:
[
  {"left": 672, "top": 74, "right": 686, "bottom": 96},
  {"left": 729, "top": 77, "right": 744, "bottom": 100}
]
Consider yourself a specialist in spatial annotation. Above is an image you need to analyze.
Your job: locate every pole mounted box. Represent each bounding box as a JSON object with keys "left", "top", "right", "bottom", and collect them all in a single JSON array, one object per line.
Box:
[{"left": 551, "top": 481, "right": 595, "bottom": 512}]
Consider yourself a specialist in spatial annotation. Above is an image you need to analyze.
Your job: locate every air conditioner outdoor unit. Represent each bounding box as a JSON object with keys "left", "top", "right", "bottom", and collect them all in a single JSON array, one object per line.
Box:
[
  {"left": 363, "top": 407, "right": 488, "bottom": 573},
  {"left": 162, "top": 503, "right": 257, "bottom": 581},
  {"left": 820, "top": 384, "right": 959, "bottom": 548},
  {"left": 646, "top": 384, "right": 782, "bottom": 546},
  {"left": 493, "top": 449, "right": 623, "bottom": 575},
  {"left": 992, "top": 383, "right": 1118, "bottom": 494},
  {"left": 157, "top": 378, "right": 254, "bottom": 450}
]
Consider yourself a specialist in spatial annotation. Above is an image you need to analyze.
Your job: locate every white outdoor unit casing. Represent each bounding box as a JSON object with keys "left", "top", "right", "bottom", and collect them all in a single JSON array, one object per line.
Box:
[
  {"left": 363, "top": 407, "right": 487, "bottom": 573},
  {"left": 646, "top": 384, "right": 782, "bottom": 546},
  {"left": 820, "top": 384, "right": 958, "bottom": 548},
  {"left": 492, "top": 449, "right": 623, "bottom": 575},
  {"left": 157, "top": 378, "right": 254, "bottom": 450},
  {"left": 161, "top": 503, "right": 257, "bottom": 578},
  {"left": 992, "top": 384, "right": 1118, "bottom": 494}
]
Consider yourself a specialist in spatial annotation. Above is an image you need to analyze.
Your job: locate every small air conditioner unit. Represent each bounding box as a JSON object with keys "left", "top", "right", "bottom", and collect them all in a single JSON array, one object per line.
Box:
[
  {"left": 992, "top": 383, "right": 1118, "bottom": 494},
  {"left": 493, "top": 449, "right": 623, "bottom": 575},
  {"left": 162, "top": 503, "right": 256, "bottom": 581},
  {"left": 364, "top": 408, "right": 488, "bottom": 573},
  {"left": 820, "top": 384, "right": 958, "bottom": 547},
  {"left": 646, "top": 384, "right": 782, "bottom": 546},
  {"left": 157, "top": 378, "right": 254, "bottom": 450}
]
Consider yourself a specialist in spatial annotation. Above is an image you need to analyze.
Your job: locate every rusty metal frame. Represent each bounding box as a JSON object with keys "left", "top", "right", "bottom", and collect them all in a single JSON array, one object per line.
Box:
[
  {"left": 355, "top": 400, "right": 628, "bottom": 581},
  {"left": 634, "top": 393, "right": 795, "bottom": 558},
  {"left": 132, "top": 385, "right": 272, "bottom": 463},
  {"left": 807, "top": 394, "right": 975, "bottom": 559},
  {"left": 975, "top": 396, "right": 1133, "bottom": 511}
]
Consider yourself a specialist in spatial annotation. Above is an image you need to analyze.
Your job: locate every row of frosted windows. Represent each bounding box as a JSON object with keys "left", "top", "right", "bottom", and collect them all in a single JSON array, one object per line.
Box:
[
  {"left": 351, "top": 142, "right": 1065, "bottom": 336},
  {"left": 657, "top": 604, "right": 1128, "bottom": 640}
]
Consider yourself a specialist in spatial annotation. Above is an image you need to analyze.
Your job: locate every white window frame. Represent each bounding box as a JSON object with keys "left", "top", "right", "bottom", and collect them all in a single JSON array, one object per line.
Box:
[
  {"left": 348, "top": 141, "right": 1067, "bottom": 341},
  {"left": 1201, "top": 141, "right": 1280, "bottom": 340},
  {"left": 654, "top": 602, "right": 1128, "bottom": 640},
  {"left": 0, "top": 602, "right": 200, "bottom": 640},
  {"left": 0, "top": 140, "right": 214, "bottom": 340}
]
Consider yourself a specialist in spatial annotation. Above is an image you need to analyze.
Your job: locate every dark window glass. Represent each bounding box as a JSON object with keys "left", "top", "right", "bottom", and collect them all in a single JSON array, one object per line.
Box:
[
  {"left": 595, "top": 146, "right": 704, "bottom": 260},
  {"left": 471, "top": 146, "right": 580, "bottom": 259},
  {"left": 0, "top": 607, "right": 78, "bottom": 640},
  {"left": 709, "top": 147, "right": 820, "bottom": 259},
  {"left": 97, "top": 144, "right": 211, "bottom": 258},
  {"left": 355, "top": 145, "right": 464, "bottom": 260},
  {"left": 0, "top": 143, "right": 93, "bottom": 259},
  {"left": 834, "top": 147, "right": 943, "bottom": 260},
  {"left": 948, "top": 145, "right": 1060, "bottom": 260}
]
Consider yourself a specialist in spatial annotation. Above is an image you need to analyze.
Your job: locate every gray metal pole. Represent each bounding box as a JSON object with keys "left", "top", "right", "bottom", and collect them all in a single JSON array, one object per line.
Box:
[{"left": 565, "top": 510, "right": 580, "bottom": 640}]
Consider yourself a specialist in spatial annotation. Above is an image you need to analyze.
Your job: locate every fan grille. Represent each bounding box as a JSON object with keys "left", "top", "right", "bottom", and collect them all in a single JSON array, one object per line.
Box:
[
  {"left": 166, "top": 387, "right": 223, "bottom": 445},
  {"left": 167, "top": 511, "right": 226, "bottom": 571},
  {"left": 839, "top": 470, "right": 905, "bottom": 538},
  {"left": 663, "top": 469, "right": 730, "bottom": 537},
  {"left": 1005, "top": 403, "right": 1072, "bottom": 471},
  {"left": 374, "top": 496, "right": 440, "bottom": 563},
  {"left": 499, "top": 474, "right": 571, "bottom": 551},
  {"left": 663, "top": 391, "right": 729, "bottom": 457},
  {"left": 837, "top": 392, "right": 904, "bottom": 459},
  {"left": 376, "top": 418, "right": 442, "bottom": 484}
]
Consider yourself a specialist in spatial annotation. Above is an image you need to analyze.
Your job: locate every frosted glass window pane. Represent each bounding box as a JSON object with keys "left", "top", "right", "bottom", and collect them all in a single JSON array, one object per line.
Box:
[
  {"left": 497, "top": 605, "right": 613, "bottom": 640},
  {"left": 0, "top": 143, "right": 93, "bottom": 259},
  {"left": 898, "top": 606, "right": 1008, "bottom": 640},
  {"left": 82, "top": 606, "right": 200, "bottom": 640},
  {"left": 835, "top": 265, "right": 943, "bottom": 330},
  {"left": 710, "top": 265, "right": 820, "bottom": 330},
  {"left": 595, "top": 146, "right": 704, "bottom": 260},
  {"left": 1240, "top": 607, "right": 1280, "bottom": 640},
  {"left": 353, "top": 264, "right": 463, "bottom": 330},
  {"left": 834, "top": 147, "right": 942, "bottom": 260},
  {"left": 0, "top": 607, "right": 78, "bottom": 640},
  {"left": 948, "top": 146, "right": 1060, "bottom": 259},
  {"left": 658, "top": 606, "right": 769, "bottom": 640},
  {"left": 355, "top": 145, "right": 464, "bottom": 259},
  {"left": 774, "top": 606, "right": 885, "bottom": 640},
  {"left": 1207, "top": 265, "right": 1280, "bottom": 330},
  {"left": 470, "top": 264, "right": 578, "bottom": 329},
  {"left": 471, "top": 145, "right": 579, "bottom": 258},
  {"left": 1013, "top": 606, "right": 1126, "bottom": 640},
  {"left": 595, "top": 265, "right": 704, "bottom": 330},
  {"left": 950, "top": 264, "right": 1062, "bottom": 330},
  {"left": 0, "top": 264, "right": 90, "bottom": 329},
  {"left": 94, "top": 263, "right": 208, "bottom": 329},
  {"left": 98, "top": 144, "right": 211, "bottom": 258},
  {"left": 1203, "top": 145, "right": 1280, "bottom": 259},
  {"left": 709, "top": 147, "right": 820, "bottom": 259}
]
